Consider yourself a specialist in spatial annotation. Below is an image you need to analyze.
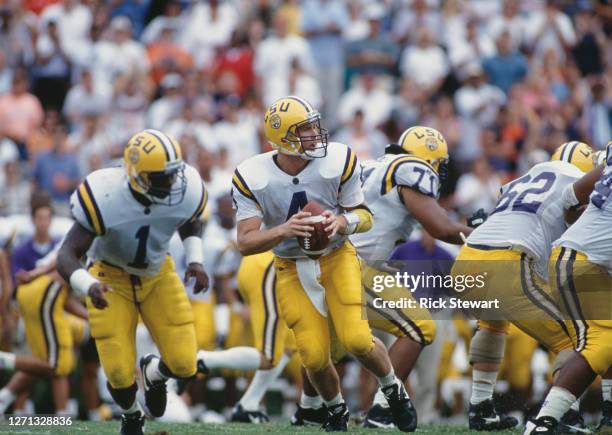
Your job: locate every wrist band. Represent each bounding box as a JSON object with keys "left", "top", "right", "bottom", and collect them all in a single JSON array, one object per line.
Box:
[
  {"left": 69, "top": 269, "right": 98, "bottom": 296},
  {"left": 183, "top": 236, "right": 204, "bottom": 265}
]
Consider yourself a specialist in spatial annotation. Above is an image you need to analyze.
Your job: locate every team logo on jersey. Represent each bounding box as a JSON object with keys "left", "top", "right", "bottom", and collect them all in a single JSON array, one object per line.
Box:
[
  {"left": 426, "top": 137, "right": 438, "bottom": 151},
  {"left": 270, "top": 114, "right": 281, "bottom": 129},
  {"left": 128, "top": 147, "right": 140, "bottom": 164}
]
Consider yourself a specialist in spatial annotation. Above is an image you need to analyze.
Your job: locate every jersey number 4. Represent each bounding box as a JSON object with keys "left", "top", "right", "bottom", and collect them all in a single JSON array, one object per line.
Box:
[
  {"left": 128, "top": 225, "right": 149, "bottom": 269},
  {"left": 286, "top": 191, "right": 308, "bottom": 220}
]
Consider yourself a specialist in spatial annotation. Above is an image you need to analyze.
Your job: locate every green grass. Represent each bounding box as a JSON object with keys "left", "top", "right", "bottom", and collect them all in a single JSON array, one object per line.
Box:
[{"left": 0, "top": 421, "right": 526, "bottom": 434}]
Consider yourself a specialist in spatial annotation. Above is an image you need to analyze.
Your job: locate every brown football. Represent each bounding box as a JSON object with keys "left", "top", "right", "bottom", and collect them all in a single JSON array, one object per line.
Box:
[{"left": 297, "top": 201, "right": 330, "bottom": 258}]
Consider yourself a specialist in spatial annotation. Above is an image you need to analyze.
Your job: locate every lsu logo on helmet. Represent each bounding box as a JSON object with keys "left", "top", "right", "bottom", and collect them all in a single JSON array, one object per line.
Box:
[
  {"left": 397, "top": 126, "right": 449, "bottom": 173},
  {"left": 263, "top": 96, "right": 328, "bottom": 160},
  {"left": 123, "top": 129, "right": 187, "bottom": 206}
]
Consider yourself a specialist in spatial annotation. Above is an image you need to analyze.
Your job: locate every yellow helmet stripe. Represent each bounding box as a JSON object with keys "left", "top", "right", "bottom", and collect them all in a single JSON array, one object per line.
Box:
[
  {"left": 232, "top": 170, "right": 258, "bottom": 203},
  {"left": 340, "top": 148, "right": 357, "bottom": 186},
  {"left": 381, "top": 156, "right": 435, "bottom": 195},
  {"left": 146, "top": 129, "right": 178, "bottom": 162},
  {"left": 77, "top": 180, "right": 105, "bottom": 235},
  {"left": 189, "top": 183, "right": 208, "bottom": 222}
]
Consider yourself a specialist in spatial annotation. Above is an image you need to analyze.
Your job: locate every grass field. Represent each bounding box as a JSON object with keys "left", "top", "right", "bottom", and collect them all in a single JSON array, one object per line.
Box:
[{"left": 0, "top": 421, "right": 526, "bottom": 434}]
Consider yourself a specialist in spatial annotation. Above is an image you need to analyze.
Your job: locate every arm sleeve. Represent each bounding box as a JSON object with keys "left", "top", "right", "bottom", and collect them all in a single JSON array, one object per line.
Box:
[
  {"left": 338, "top": 147, "right": 365, "bottom": 208},
  {"left": 232, "top": 170, "right": 263, "bottom": 221},
  {"left": 395, "top": 161, "right": 440, "bottom": 198}
]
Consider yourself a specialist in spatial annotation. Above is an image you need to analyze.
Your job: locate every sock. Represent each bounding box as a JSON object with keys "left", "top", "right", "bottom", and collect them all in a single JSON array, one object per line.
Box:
[
  {"left": 300, "top": 392, "right": 323, "bottom": 409},
  {"left": 323, "top": 393, "right": 344, "bottom": 408},
  {"left": 373, "top": 388, "right": 389, "bottom": 407},
  {"left": 570, "top": 394, "right": 581, "bottom": 412},
  {"left": 239, "top": 354, "right": 290, "bottom": 411},
  {"left": 377, "top": 369, "right": 397, "bottom": 388},
  {"left": 0, "top": 352, "right": 16, "bottom": 370},
  {"left": 198, "top": 347, "right": 261, "bottom": 371},
  {"left": 603, "top": 379, "right": 612, "bottom": 402},
  {"left": 537, "top": 386, "right": 576, "bottom": 421},
  {"left": 470, "top": 370, "right": 497, "bottom": 405},
  {"left": 145, "top": 357, "right": 169, "bottom": 383},
  {"left": 0, "top": 387, "right": 16, "bottom": 413},
  {"left": 123, "top": 399, "right": 143, "bottom": 416}
]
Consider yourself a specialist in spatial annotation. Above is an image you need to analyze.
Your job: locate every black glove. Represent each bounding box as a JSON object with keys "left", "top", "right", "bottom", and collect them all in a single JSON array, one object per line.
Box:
[{"left": 467, "top": 208, "right": 488, "bottom": 228}]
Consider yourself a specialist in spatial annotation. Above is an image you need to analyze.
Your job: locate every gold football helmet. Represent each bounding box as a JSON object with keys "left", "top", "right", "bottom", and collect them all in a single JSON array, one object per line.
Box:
[
  {"left": 550, "top": 141, "right": 595, "bottom": 173},
  {"left": 123, "top": 129, "right": 186, "bottom": 205},
  {"left": 263, "top": 96, "right": 328, "bottom": 159},
  {"left": 394, "top": 126, "right": 449, "bottom": 173}
]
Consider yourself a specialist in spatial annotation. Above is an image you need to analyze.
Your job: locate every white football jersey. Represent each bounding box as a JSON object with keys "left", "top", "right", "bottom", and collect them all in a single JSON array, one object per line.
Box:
[
  {"left": 555, "top": 149, "right": 612, "bottom": 270},
  {"left": 351, "top": 154, "right": 440, "bottom": 261},
  {"left": 71, "top": 164, "right": 207, "bottom": 277},
  {"left": 232, "top": 142, "right": 364, "bottom": 258},
  {"left": 468, "top": 161, "right": 584, "bottom": 278}
]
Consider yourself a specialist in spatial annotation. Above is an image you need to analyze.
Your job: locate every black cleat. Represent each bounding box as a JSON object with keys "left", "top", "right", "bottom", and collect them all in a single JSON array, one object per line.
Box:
[
  {"left": 363, "top": 404, "right": 395, "bottom": 429},
  {"left": 524, "top": 416, "right": 558, "bottom": 434},
  {"left": 291, "top": 404, "right": 327, "bottom": 426},
  {"left": 139, "top": 353, "right": 167, "bottom": 417},
  {"left": 381, "top": 382, "right": 418, "bottom": 432},
  {"left": 230, "top": 404, "right": 270, "bottom": 424},
  {"left": 120, "top": 411, "right": 145, "bottom": 435},
  {"left": 322, "top": 402, "right": 349, "bottom": 432},
  {"left": 560, "top": 408, "right": 587, "bottom": 434},
  {"left": 468, "top": 399, "right": 518, "bottom": 431},
  {"left": 598, "top": 400, "right": 612, "bottom": 432}
]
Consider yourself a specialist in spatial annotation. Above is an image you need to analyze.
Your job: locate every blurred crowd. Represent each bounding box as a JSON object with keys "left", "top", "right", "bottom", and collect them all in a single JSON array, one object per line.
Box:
[{"left": 0, "top": 0, "right": 610, "bottom": 220}]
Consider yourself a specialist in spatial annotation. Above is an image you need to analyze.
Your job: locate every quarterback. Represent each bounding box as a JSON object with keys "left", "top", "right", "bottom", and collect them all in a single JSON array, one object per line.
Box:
[
  {"left": 231, "top": 96, "right": 413, "bottom": 431},
  {"left": 527, "top": 142, "right": 612, "bottom": 434},
  {"left": 57, "top": 129, "right": 209, "bottom": 435},
  {"left": 452, "top": 141, "right": 602, "bottom": 432}
]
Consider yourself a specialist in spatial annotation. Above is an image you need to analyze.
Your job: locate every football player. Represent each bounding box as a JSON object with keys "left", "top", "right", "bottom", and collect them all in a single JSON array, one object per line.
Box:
[
  {"left": 294, "top": 126, "right": 477, "bottom": 429},
  {"left": 451, "top": 141, "right": 602, "bottom": 432},
  {"left": 526, "top": 142, "right": 612, "bottom": 434},
  {"left": 231, "top": 96, "right": 412, "bottom": 431},
  {"left": 56, "top": 129, "right": 209, "bottom": 435}
]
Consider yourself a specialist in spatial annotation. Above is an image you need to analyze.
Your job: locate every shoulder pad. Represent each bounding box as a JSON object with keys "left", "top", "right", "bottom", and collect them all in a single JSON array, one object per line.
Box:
[
  {"left": 320, "top": 142, "right": 354, "bottom": 180},
  {"left": 381, "top": 155, "right": 439, "bottom": 197},
  {"left": 235, "top": 152, "right": 272, "bottom": 191}
]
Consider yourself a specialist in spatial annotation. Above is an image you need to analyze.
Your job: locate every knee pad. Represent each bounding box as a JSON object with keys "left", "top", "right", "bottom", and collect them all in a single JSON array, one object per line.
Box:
[
  {"left": 160, "top": 356, "right": 196, "bottom": 379},
  {"left": 341, "top": 332, "right": 375, "bottom": 358},
  {"left": 469, "top": 328, "right": 506, "bottom": 365},
  {"left": 551, "top": 349, "right": 575, "bottom": 376},
  {"left": 107, "top": 382, "right": 138, "bottom": 410}
]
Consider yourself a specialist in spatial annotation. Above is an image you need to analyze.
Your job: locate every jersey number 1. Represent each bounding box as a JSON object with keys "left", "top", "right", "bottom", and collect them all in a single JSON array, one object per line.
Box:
[{"left": 128, "top": 225, "right": 149, "bottom": 269}]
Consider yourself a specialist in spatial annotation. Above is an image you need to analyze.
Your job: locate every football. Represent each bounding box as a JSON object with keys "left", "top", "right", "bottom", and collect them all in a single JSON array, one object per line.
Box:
[{"left": 297, "top": 201, "right": 330, "bottom": 258}]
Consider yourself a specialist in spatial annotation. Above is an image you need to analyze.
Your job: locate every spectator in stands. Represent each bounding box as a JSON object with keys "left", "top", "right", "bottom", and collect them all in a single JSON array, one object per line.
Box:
[
  {"left": 483, "top": 31, "right": 528, "bottom": 94},
  {"left": 212, "top": 30, "right": 255, "bottom": 98},
  {"left": 454, "top": 156, "right": 502, "bottom": 218},
  {"left": 523, "top": 0, "right": 576, "bottom": 61},
  {"left": 254, "top": 9, "right": 314, "bottom": 106},
  {"left": 213, "top": 95, "right": 259, "bottom": 170},
  {"left": 40, "top": 0, "right": 92, "bottom": 66},
  {"left": 572, "top": 8, "right": 606, "bottom": 76},
  {"left": 147, "top": 72, "right": 183, "bottom": 130},
  {"left": 265, "top": 57, "right": 321, "bottom": 108},
  {"left": 345, "top": 3, "right": 399, "bottom": 82},
  {"left": 146, "top": 24, "right": 193, "bottom": 85},
  {"left": 0, "top": 70, "right": 44, "bottom": 160},
  {"left": 0, "top": 48, "right": 11, "bottom": 94},
  {"left": 338, "top": 73, "right": 392, "bottom": 130},
  {"left": 0, "top": 3, "right": 34, "bottom": 67},
  {"left": 333, "top": 108, "right": 387, "bottom": 160},
  {"left": 31, "top": 124, "right": 80, "bottom": 216},
  {"left": 582, "top": 80, "right": 611, "bottom": 149},
  {"left": 26, "top": 109, "right": 61, "bottom": 158},
  {"left": 401, "top": 26, "right": 449, "bottom": 99},
  {"left": 392, "top": 0, "right": 441, "bottom": 45},
  {"left": 448, "top": 18, "right": 495, "bottom": 81},
  {"left": 301, "top": 0, "right": 348, "bottom": 126},
  {"left": 486, "top": 0, "right": 524, "bottom": 51},
  {"left": 454, "top": 63, "right": 506, "bottom": 164},
  {"left": 0, "top": 159, "right": 30, "bottom": 217},
  {"left": 141, "top": 0, "right": 183, "bottom": 45},
  {"left": 63, "top": 69, "right": 112, "bottom": 127}
]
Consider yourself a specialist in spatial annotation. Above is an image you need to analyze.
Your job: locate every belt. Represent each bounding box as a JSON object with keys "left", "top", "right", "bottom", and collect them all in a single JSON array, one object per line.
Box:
[{"left": 466, "top": 242, "right": 512, "bottom": 251}]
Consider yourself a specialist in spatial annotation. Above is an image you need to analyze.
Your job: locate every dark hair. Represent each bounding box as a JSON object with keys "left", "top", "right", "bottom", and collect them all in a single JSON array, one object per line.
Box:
[{"left": 30, "top": 191, "right": 52, "bottom": 217}]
